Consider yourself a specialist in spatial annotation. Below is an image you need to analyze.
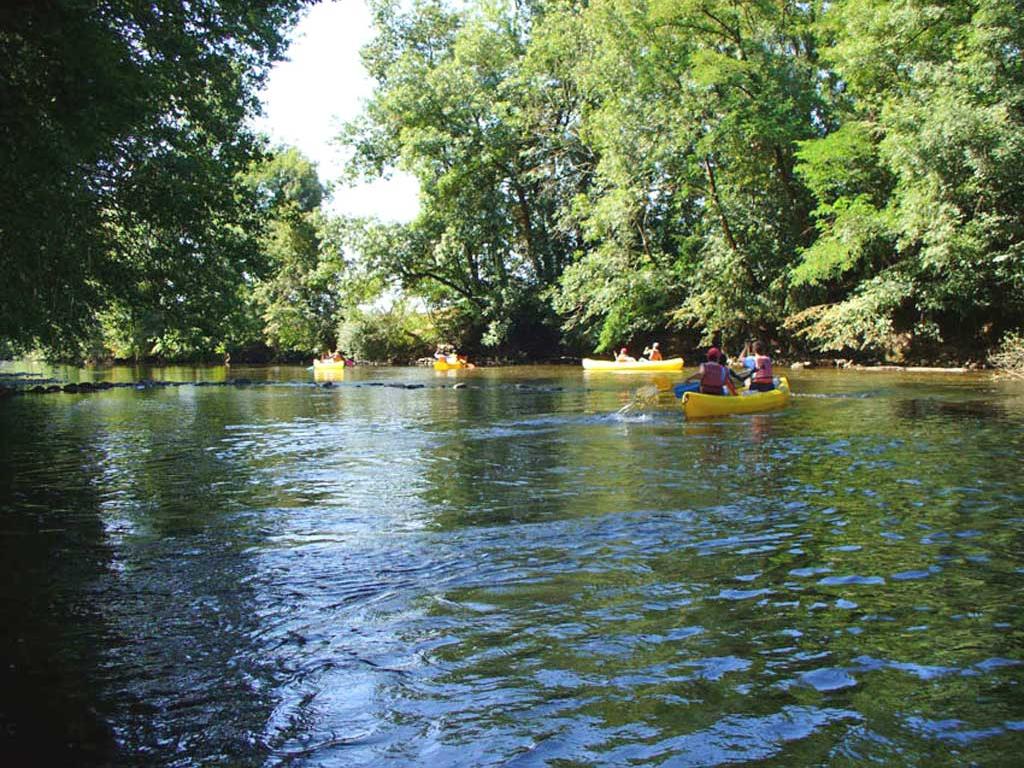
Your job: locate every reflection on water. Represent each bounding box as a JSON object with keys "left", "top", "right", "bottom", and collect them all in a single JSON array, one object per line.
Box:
[{"left": 1, "top": 364, "right": 1023, "bottom": 766}]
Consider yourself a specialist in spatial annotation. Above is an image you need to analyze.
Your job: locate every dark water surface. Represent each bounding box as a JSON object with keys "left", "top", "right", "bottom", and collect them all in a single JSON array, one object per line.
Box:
[{"left": 2, "top": 363, "right": 1023, "bottom": 766}]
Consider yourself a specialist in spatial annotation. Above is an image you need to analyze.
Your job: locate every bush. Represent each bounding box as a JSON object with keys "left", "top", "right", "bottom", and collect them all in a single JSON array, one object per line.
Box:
[
  {"left": 989, "top": 331, "right": 1024, "bottom": 377},
  {"left": 782, "top": 272, "right": 913, "bottom": 360},
  {"left": 336, "top": 302, "right": 437, "bottom": 363}
]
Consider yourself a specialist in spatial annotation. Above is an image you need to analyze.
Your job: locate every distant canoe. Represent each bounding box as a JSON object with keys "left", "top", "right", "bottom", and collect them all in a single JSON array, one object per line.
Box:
[
  {"left": 313, "top": 358, "right": 352, "bottom": 369},
  {"left": 581, "top": 357, "right": 684, "bottom": 372},
  {"left": 434, "top": 359, "right": 472, "bottom": 371}
]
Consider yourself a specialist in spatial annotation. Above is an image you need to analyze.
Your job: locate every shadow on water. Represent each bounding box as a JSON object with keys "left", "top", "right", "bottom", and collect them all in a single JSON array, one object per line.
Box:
[
  {"left": 0, "top": 403, "right": 117, "bottom": 764},
  {"left": 892, "top": 397, "right": 1009, "bottom": 422},
  {"left": 0, "top": 389, "right": 322, "bottom": 766}
]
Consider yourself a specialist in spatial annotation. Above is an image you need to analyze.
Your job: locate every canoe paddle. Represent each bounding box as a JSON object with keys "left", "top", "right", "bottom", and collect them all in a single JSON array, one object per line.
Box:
[
  {"left": 673, "top": 381, "right": 699, "bottom": 398},
  {"left": 618, "top": 384, "right": 661, "bottom": 414}
]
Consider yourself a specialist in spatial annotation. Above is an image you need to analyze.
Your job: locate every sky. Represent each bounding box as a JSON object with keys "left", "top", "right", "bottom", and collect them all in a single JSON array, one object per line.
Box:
[{"left": 255, "top": 0, "right": 420, "bottom": 222}]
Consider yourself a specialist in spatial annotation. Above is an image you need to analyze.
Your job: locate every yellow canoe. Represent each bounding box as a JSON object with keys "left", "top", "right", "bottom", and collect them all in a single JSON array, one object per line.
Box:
[
  {"left": 582, "top": 357, "right": 684, "bottom": 372},
  {"left": 313, "top": 358, "right": 351, "bottom": 369},
  {"left": 434, "top": 359, "right": 470, "bottom": 370},
  {"left": 682, "top": 377, "right": 791, "bottom": 418}
]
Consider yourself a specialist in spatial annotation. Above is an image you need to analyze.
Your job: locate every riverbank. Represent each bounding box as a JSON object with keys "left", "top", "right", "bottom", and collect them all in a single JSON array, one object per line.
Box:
[{"left": 786, "top": 361, "right": 979, "bottom": 374}]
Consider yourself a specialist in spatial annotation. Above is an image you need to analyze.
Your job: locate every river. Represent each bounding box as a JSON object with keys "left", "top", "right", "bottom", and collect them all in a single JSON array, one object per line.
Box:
[{"left": 1, "top": 362, "right": 1022, "bottom": 766}]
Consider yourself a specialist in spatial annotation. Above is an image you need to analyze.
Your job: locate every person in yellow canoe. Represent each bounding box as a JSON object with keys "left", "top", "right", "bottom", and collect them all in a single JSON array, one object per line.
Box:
[
  {"left": 434, "top": 344, "right": 454, "bottom": 364},
  {"left": 748, "top": 340, "right": 775, "bottom": 391},
  {"left": 683, "top": 347, "right": 738, "bottom": 395},
  {"left": 719, "top": 351, "right": 753, "bottom": 387},
  {"left": 435, "top": 343, "right": 475, "bottom": 367},
  {"left": 643, "top": 342, "right": 663, "bottom": 361},
  {"left": 615, "top": 347, "right": 637, "bottom": 363},
  {"left": 318, "top": 350, "right": 355, "bottom": 366}
]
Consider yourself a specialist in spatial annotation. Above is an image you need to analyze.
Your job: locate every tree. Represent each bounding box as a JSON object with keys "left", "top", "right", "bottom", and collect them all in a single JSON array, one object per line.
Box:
[
  {"left": 787, "top": 0, "right": 1024, "bottom": 357},
  {"left": 345, "top": 0, "right": 586, "bottom": 354},
  {"left": 244, "top": 148, "right": 341, "bottom": 355},
  {"left": 0, "top": 0, "right": 309, "bottom": 355},
  {"left": 536, "top": 0, "right": 825, "bottom": 350}
]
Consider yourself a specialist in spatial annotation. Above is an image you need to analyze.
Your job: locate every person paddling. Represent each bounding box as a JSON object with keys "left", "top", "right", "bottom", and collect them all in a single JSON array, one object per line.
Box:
[
  {"left": 616, "top": 347, "right": 637, "bottom": 363},
  {"left": 749, "top": 341, "right": 775, "bottom": 392},
  {"left": 684, "top": 347, "right": 736, "bottom": 396},
  {"left": 643, "top": 342, "right": 663, "bottom": 361}
]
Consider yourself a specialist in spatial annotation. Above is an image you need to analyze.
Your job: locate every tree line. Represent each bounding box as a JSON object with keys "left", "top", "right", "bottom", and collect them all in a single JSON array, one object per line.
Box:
[{"left": 2, "top": 0, "right": 1021, "bottom": 364}]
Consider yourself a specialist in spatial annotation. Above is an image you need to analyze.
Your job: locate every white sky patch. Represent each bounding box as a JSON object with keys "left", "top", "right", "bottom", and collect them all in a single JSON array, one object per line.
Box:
[{"left": 255, "top": 0, "right": 420, "bottom": 222}]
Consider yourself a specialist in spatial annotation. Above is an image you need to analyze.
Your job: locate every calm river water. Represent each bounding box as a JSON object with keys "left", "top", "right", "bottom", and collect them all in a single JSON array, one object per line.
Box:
[{"left": 1, "top": 363, "right": 1023, "bottom": 766}]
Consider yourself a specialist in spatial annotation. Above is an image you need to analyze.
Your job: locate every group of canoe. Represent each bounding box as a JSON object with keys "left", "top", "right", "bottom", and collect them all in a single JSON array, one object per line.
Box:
[
  {"left": 314, "top": 344, "right": 789, "bottom": 418},
  {"left": 583, "top": 345, "right": 791, "bottom": 418},
  {"left": 313, "top": 353, "right": 473, "bottom": 371}
]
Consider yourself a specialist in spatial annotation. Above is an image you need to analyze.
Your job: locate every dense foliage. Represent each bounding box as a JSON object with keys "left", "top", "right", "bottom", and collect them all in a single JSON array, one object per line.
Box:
[
  {"left": 344, "top": 0, "right": 1023, "bottom": 361},
  {"left": 990, "top": 330, "right": 1024, "bottom": 377},
  {"left": 0, "top": 0, "right": 309, "bottom": 356},
  {"left": 2, "top": 0, "right": 1020, "bottom": 363}
]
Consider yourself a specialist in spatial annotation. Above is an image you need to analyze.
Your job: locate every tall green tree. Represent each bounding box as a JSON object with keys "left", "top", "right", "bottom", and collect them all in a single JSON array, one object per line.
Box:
[
  {"left": 0, "top": 0, "right": 308, "bottom": 355},
  {"left": 788, "top": 0, "right": 1024, "bottom": 356},
  {"left": 245, "top": 148, "right": 342, "bottom": 356},
  {"left": 341, "top": 0, "right": 1019, "bottom": 361},
  {"left": 346, "top": 0, "right": 586, "bottom": 354},
  {"left": 552, "top": 0, "right": 825, "bottom": 350}
]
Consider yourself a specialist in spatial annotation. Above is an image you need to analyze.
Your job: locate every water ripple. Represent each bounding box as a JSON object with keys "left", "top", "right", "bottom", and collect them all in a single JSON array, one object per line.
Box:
[{"left": 2, "top": 366, "right": 1023, "bottom": 766}]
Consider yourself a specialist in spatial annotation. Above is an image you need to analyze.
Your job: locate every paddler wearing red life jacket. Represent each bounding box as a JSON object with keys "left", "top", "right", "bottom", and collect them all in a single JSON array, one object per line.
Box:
[
  {"left": 684, "top": 347, "right": 737, "bottom": 396},
  {"left": 749, "top": 340, "right": 775, "bottom": 392}
]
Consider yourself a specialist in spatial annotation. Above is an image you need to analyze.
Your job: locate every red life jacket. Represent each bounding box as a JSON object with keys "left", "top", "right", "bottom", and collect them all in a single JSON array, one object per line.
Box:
[
  {"left": 752, "top": 354, "right": 773, "bottom": 383},
  {"left": 700, "top": 362, "right": 727, "bottom": 394}
]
